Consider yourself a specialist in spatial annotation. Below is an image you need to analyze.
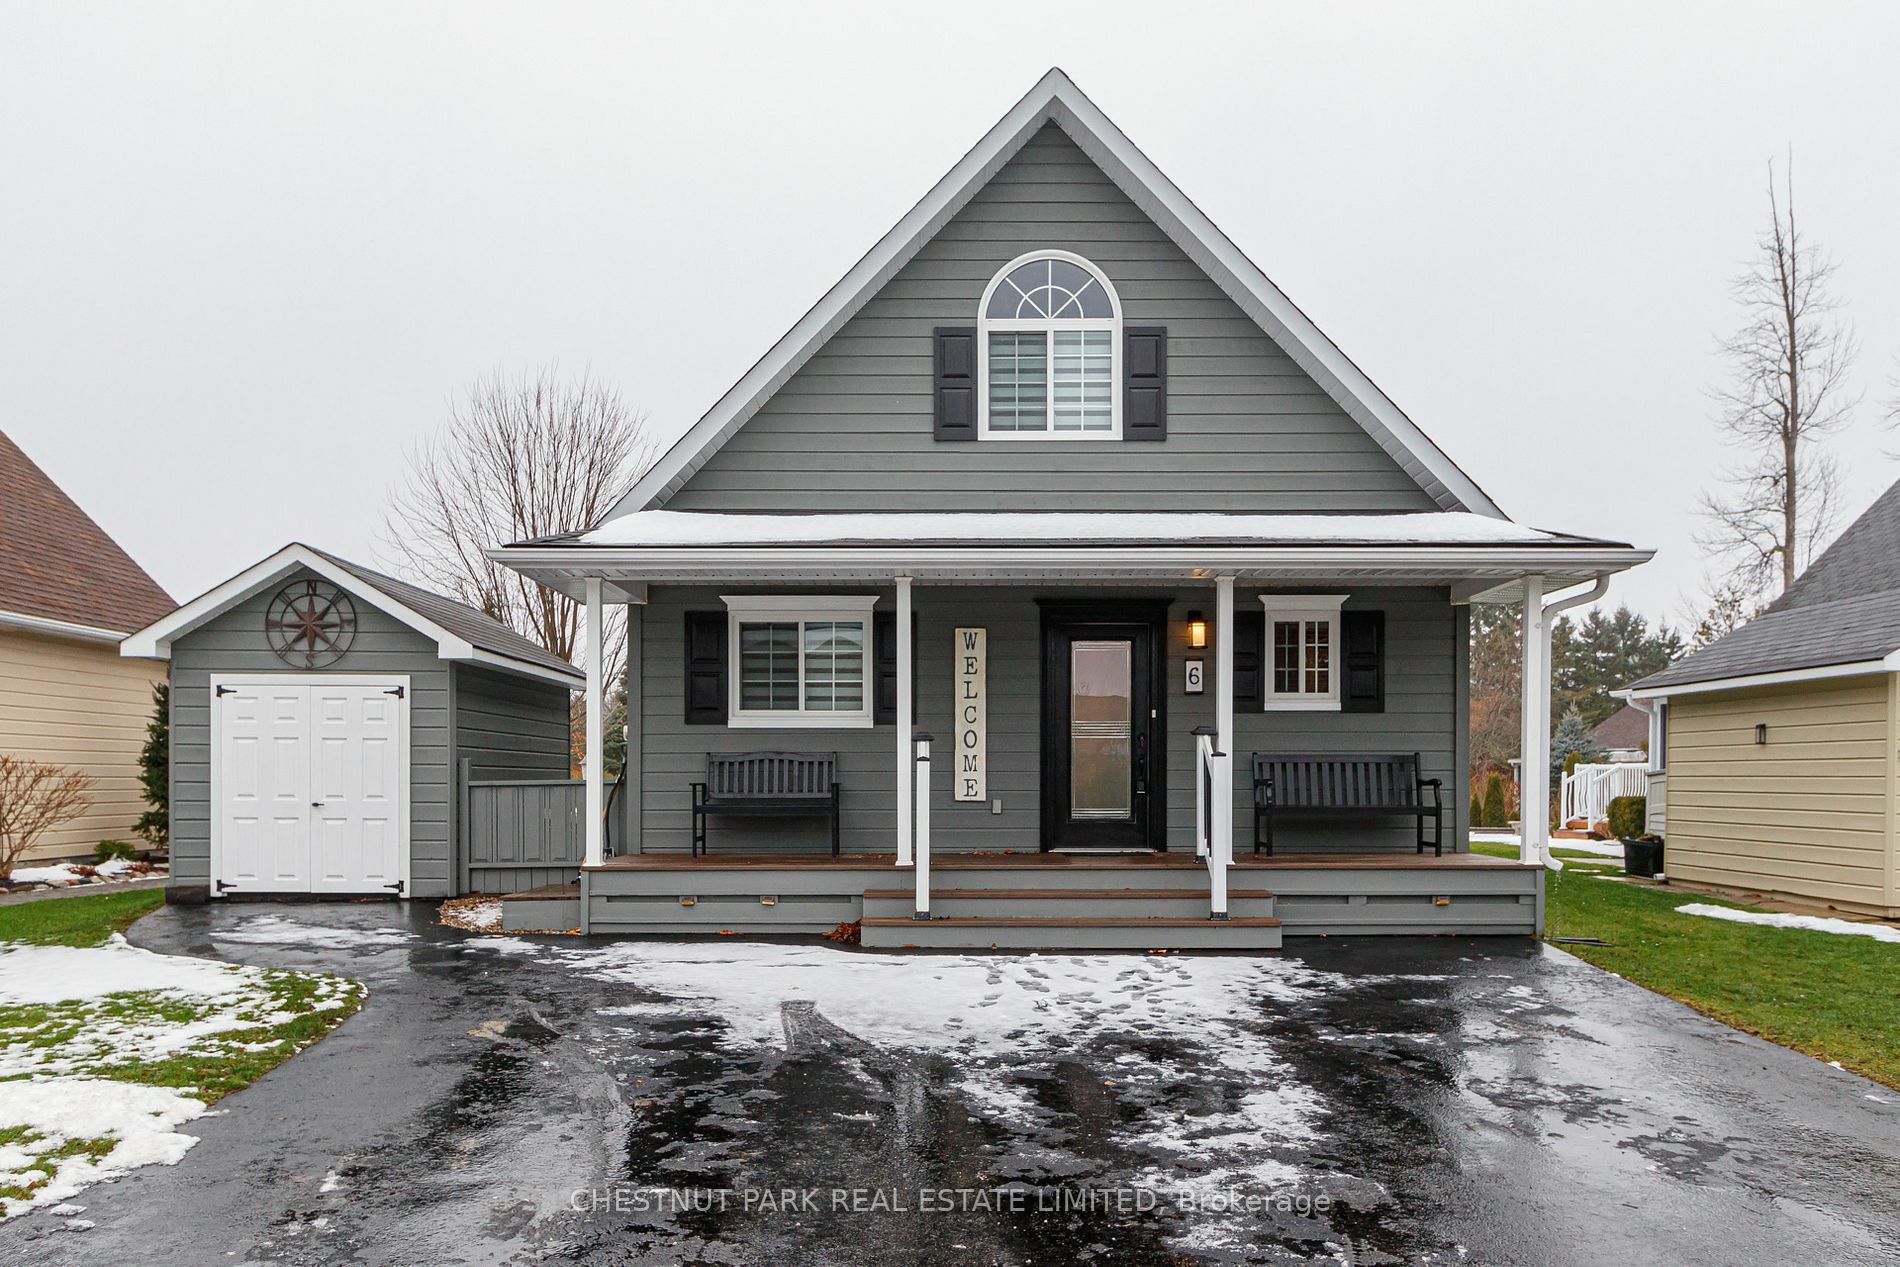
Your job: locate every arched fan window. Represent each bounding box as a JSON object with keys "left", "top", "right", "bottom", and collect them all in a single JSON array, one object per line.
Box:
[{"left": 978, "top": 251, "right": 1121, "bottom": 438}]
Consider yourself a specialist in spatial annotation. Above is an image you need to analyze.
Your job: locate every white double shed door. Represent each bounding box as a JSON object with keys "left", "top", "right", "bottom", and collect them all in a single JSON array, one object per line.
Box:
[{"left": 214, "top": 676, "right": 410, "bottom": 895}]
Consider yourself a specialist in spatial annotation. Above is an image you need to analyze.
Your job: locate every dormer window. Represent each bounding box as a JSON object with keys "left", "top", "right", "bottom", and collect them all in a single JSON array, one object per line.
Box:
[{"left": 978, "top": 251, "right": 1121, "bottom": 439}]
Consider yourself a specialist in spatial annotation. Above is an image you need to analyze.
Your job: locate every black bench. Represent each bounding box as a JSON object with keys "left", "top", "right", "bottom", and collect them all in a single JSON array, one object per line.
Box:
[
  {"left": 1252, "top": 753, "right": 1444, "bottom": 856},
  {"left": 691, "top": 752, "right": 841, "bottom": 856}
]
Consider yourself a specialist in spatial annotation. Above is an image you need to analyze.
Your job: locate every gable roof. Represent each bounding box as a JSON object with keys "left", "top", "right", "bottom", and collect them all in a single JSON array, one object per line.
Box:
[
  {"left": 0, "top": 431, "right": 173, "bottom": 641},
  {"left": 1766, "top": 478, "right": 1900, "bottom": 613},
  {"left": 606, "top": 68, "right": 1503, "bottom": 522},
  {"left": 121, "top": 543, "right": 582, "bottom": 686},
  {"left": 1626, "top": 475, "right": 1900, "bottom": 694},
  {"left": 1590, "top": 704, "right": 1649, "bottom": 751}
]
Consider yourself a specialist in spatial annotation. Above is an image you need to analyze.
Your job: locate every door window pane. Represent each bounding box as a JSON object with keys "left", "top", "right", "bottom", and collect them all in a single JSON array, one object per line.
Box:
[{"left": 1070, "top": 639, "right": 1133, "bottom": 820}]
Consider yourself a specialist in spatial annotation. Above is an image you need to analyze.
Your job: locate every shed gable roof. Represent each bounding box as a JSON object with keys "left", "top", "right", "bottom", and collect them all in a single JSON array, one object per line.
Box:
[
  {"left": 606, "top": 68, "right": 1502, "bottom": 522},
  {"left": 121, "top": 543, "right": 582, "bottom": 686},
  {"left": 0, "top": 431, "right": 173, "bottom": 639}
]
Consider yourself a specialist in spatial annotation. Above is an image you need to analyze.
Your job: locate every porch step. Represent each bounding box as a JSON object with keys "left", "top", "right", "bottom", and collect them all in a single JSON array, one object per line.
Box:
[
  {"left": 860, "top": 914, "right": 1283, "bottom": 951},
  {"left": 861, "top": 887, "right": 1276, "bottom": 922},
  {"left": 1552, "top": 828, "right": 1597, "bottom": 840}
]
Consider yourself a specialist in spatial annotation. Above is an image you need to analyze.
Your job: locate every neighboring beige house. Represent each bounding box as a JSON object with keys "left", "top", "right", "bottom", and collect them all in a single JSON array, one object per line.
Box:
[
  {"left": 1, "top": 432, "right": 174, "bottom": 863},
  {"left": 1621, "top": 478, "right": 1900, "bottom": 918}
]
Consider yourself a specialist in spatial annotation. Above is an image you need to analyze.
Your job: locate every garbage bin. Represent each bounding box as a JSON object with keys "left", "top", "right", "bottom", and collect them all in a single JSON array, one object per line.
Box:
[{"left": 1622, "top": 837, "right": 1664, "bottom": 878}]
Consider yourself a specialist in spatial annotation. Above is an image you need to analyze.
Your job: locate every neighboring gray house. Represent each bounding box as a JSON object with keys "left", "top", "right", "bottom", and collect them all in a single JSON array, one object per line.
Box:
[
  {"left": 488, "top": 70, "right": 1651, "bottom": 946},
  {"left": 123, "top": 543, "right": 580, "bottom": 900}
]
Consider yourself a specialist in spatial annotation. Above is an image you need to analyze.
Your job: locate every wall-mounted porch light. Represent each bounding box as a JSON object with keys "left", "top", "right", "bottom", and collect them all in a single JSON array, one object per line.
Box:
[
  {"left": 1186, "top": 610, "right": 1208, "bottom": 649},
  {"left": 1754, "top": 723, "right": 1769, "bottom": 745}
]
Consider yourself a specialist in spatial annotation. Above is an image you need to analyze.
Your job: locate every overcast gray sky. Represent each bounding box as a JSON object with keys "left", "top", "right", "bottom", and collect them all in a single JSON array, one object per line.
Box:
[{"left": 5, "top": 2, "right": 1898, "bottom": 623}]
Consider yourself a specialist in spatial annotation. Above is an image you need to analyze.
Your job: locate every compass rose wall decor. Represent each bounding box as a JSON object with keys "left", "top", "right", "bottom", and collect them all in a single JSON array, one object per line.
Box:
[{"left": 265, "top": 580, "right": 358, "bottom": 668}]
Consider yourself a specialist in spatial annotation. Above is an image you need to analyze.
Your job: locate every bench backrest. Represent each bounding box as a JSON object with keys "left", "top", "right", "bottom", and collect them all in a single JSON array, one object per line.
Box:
[
  {"left": 706, "top": 751, "right": 838, "bottom": 799},
  {"left": 1253, "top": 753, "right": 1423, "bottom": 809}
]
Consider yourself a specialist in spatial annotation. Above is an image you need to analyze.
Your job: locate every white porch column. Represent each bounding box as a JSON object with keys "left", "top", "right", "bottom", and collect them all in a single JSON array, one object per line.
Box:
[
  {"left": 1215, "top": 575, "right": 1235, "bottom": 863},
  {"left": 895, "top": 576, "right": 913, "bottom": 866},
  {"left": 583, "top": 577, "right": 605, "bottom": 869},
  {"left": 1519, "top": 574, "right": 1548, "bottom": 866}
]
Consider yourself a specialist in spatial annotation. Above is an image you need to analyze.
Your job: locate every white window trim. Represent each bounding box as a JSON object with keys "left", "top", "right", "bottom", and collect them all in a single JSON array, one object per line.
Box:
[
  {"left": 977, "top": 249, "right": 1122, "bottom": 441},
  {"left": 1260, "top": 594, "right": 1348, "bottom": 711},
  {"left": 722, "top": 595, "right": 878, "bottom": 729}
]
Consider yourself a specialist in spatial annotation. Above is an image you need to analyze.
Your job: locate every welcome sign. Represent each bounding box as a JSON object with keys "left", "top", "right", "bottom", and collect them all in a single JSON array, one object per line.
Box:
[{"left": 954, "top": 627, "right": 986, "bottom": 801}]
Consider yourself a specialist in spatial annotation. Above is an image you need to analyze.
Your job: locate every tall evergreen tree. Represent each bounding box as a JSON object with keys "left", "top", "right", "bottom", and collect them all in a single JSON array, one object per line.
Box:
[{"left": 134, "top": 682, "right": 169, "bottom": 849}]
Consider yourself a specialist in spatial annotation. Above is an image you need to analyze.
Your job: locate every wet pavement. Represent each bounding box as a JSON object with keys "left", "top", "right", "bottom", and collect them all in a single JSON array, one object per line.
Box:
[{"left": 6, "top": 901, "right": 1899, "bottom": 1266}]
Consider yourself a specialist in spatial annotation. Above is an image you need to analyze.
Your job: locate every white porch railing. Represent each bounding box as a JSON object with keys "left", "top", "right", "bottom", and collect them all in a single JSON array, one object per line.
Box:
[
  {"left": 912, "top": 732, "right": 932, "bottom": 919},
  {"left": 1194, "top": 727, "right": 1231, "bottom": 919},
  {"left": 1560, "top": 762, "right": 1648, "bottom": 827}
]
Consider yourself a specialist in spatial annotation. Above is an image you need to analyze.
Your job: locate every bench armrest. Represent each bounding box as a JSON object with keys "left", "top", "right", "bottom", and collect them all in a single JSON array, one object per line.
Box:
[
  {"left": 690, "top": 781, "right": 708, "bottom": 807},
  {"left": 1417, "top": 777, "right": 1442, "bottom": 808}
]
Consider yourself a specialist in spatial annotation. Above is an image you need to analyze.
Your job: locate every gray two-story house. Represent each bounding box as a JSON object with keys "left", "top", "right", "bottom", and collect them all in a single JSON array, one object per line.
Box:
[{"left": 493, "top": 70, "right": 1650, "bottom": 947}]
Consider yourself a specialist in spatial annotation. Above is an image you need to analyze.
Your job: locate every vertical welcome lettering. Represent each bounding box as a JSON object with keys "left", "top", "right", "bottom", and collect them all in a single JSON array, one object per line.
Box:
[{"left": 953, "top": 627, "right": 986, "bottom": 801}]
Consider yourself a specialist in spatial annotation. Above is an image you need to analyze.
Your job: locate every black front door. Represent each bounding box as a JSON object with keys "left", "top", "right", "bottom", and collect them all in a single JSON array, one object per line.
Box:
[{"left": 1041, "top": 602, "right": 1167, "bottom": 851}]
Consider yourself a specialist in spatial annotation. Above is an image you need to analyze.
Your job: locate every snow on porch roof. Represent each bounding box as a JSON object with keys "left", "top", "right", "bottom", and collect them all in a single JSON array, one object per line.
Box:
[{"left": 569, "top": 510, "right": 1622, "bottom": 550}]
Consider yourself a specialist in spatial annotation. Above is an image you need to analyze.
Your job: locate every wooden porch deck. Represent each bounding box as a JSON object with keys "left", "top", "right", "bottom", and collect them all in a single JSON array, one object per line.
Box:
[{"left": 584, "top": 850, "right": 1532, "bottom": 872}]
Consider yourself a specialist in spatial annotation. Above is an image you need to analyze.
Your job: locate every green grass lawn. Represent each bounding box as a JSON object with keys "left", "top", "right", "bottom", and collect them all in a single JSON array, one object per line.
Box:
[
  {"left": 1473, "top": 839, "right": 1900, "bottom": 1089},
  {"left": 0, "top": 890, "right": 366, "bottom": 1213},
  {"left": 0, "top": 887, "right": 165, "bottom": 946}
]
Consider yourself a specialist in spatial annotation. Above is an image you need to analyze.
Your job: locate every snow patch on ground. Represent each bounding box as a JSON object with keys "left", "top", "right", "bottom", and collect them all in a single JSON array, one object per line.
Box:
[
  {"left": 0, "top": 934, "right": 257, "bottom": 1005},
  {"left": 1675, "top": 904, "right": 1900, "bottom": 943},
  {"left": 0, "top": 928, "right": 364, "bottom": 1216},
  {"left": 7, "top": 859, "right": 160, "bottom": 888},
  {"left": 0, "top": 1079, "right": 206, "bottom": 1217},
  {"left": 214, "top": 914, "right": 414, "bottom": 949}
]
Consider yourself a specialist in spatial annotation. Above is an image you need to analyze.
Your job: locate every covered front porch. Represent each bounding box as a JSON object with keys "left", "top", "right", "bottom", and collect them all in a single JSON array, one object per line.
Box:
[{"left": 494, "top": 510, "right": 1650, "bottom": 946}]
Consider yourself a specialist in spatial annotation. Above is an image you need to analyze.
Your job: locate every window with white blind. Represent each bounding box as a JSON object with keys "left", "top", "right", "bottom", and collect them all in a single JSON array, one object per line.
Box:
[
  {"left": 1260, "top": 595, "right": 1348, "bottom": 711},
  {"left": 979, "top": 251, "right": 1121, "bottom": 438},
  {"left": 723, "top": 596, "right": 877, "bottom": 727}
]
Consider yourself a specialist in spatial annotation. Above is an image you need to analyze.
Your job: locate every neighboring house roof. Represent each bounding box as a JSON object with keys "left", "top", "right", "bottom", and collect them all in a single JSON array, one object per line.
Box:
[
  {"left": 605, "top": 67, "right": 1503, "bottom": 522},
  {"left": 1590, "top": 705, "right": 1649, "bottom": 752},
  {"left": 121, "top": 543, "right": 582, "bottom": 686},
  {"left": 1626, "top": 476, "right": 1900, "bottom": 695},
  {"left": 0, "top": 430, "right": 173, "bottom": 641}
]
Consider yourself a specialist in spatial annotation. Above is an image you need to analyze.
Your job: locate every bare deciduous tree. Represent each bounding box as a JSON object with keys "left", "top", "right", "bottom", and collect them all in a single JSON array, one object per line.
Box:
[
  {"left": 0, "top": 756, "right": 93, "bottom": 881},
  {"left": 1699, "top": 159, "right": 1858, "bottom": 597},
  {"left": 383, "top": 366, "right": 653, "bottom": 680}
]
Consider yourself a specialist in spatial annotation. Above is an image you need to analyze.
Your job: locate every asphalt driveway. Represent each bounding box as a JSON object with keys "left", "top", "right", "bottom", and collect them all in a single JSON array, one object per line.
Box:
[{"left": 5, "top": 902, "right": 1897, "bottom": 1266}]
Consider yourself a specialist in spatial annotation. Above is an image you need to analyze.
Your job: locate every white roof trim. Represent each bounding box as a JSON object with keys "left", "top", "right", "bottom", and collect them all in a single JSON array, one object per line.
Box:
[
  {"left": 0, "top": 608, "right": 132, "bottom": 645},
  {"left": 605, "top": 68, "right": 1503, "bottom": 522},
  {"left": 120, "top": 544, "right": 582, "bottom": 687},
  {"left": 1621, "top": 659, "right": 1892, "bottom": 701}
]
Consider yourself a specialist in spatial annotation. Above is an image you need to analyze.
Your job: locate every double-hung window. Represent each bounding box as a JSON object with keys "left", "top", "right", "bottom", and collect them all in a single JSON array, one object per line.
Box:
[
  {"left": 1260, "top": 595, "right": 1348, "bottom": 711},
  {"left": 979, "top": 250, "right": 1121, "bottom": 439},
  {"left": 723, "top": 596, "right": 876, "bottom": 728}
]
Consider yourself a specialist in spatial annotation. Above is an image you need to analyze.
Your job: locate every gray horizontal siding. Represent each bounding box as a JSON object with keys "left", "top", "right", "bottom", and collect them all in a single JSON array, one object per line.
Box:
[
  {"left": 665, "top": 125, "right": 1436, "bottom": 514},
  {"left": 452, "top": 664, "right": 574, "bottom": 894},
  {"left": 636, "top": 584, "right": 1464, "bottom": 857},
  {"left": 167, "top": 569, "right": 454, "bottom": 896}
]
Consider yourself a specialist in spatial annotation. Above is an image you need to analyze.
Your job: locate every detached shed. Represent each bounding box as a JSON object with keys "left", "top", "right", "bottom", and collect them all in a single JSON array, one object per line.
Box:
[{"left": 123, "top": 544, "right": 582, "bottom": 901}]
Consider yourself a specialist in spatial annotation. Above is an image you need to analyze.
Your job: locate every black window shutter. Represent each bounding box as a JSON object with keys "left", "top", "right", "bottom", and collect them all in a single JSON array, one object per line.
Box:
[
  {"left": 1341, "top": 610, "right": 1385, "bottom": 714},
  {"left": 1124, "top": 326, "right": 1167, "bottom": 441},
  {"left": 1232, "top": 610, "right": 1264, "bottom": 711},
  {"left": 684, "top": 611, "right": 726, "bottom": 725},
  {"left": 873, "top": 611, "right": 919, "bottom": 725},
  {"left": 934, "top": 327, "right": 977, "bottom": 441}
]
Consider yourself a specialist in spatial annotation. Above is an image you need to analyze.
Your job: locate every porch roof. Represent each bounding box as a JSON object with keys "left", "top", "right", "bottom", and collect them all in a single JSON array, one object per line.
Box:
[{"left": 493, "top": 511, "right": 1651, "bottom": 600}]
